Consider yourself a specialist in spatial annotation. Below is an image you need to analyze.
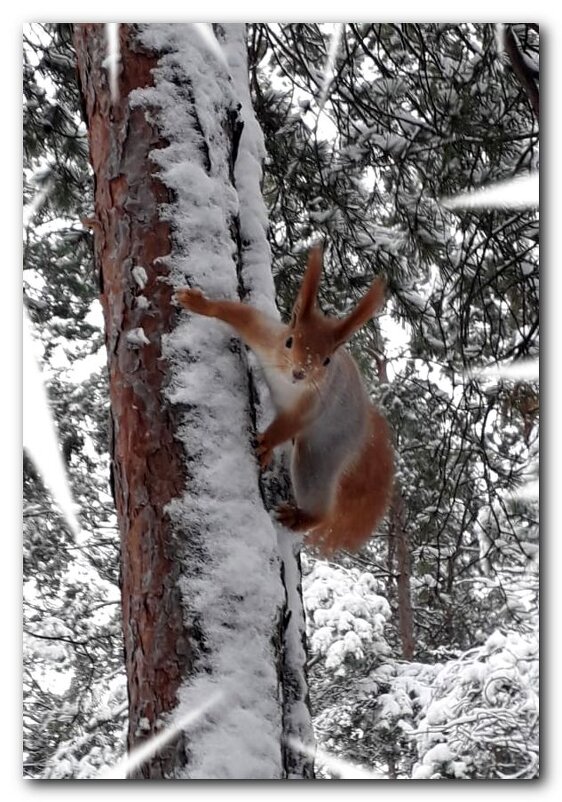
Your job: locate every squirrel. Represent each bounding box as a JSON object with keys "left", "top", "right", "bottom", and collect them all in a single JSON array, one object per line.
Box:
[{"left": 174, "top": 246, "right": 394, "bottom": 555}]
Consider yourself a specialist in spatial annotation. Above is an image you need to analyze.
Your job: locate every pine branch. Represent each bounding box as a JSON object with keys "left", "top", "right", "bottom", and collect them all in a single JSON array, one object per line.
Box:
[{"left": 503, "top": 25, "right": 539, "bottom": 120}]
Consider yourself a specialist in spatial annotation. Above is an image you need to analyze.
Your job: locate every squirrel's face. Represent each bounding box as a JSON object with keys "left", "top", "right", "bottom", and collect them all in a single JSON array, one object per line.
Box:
[
  {"left": 283, "top": 244, "right": 386, "bottom": 387},
  {"left": 282, "top": 314, "right": 337, "bottom": 385}
]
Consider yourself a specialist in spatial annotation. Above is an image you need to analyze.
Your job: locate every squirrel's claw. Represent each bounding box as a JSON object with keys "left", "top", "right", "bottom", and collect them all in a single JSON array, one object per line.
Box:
[
  {"left": 276, "top": 503, "right": 300, "bottom": 529},
  {"left": 276, "top": 503, "right": 322, "bottom": 532},
  {"left": 174, "top": 287, "right": 209, "bottom": 314},
  {"left": 255, "top": 432, "right": 273, "bottom": 470}
]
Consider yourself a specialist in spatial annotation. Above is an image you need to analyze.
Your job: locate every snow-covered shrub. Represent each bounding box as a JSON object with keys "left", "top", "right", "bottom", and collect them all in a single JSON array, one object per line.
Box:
[
  {"left": 303, "top": 556, "right": 392, "bottom": 674},
  {"left": 39, "top": 672, "right": 127, "bottom": 779},
  {"left": 310, "top": 649, "right": 441, "bottom": 778},
  {"left": 411, "top": 629, "right": 539, "bottom": 779},
  {"left": 303, "top": 556, "right": 402, "bottom": 775},
  {"left": 304, "top": 556, "right": 538, "bottom": 782}
]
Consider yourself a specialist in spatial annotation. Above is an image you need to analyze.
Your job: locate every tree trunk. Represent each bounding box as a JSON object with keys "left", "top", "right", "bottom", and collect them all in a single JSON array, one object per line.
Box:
[
  {"left": 376, "top": 354, "right": 414, "bottom": 660},
  {"left": 390, "top": 489, "right": 415, "bottom": 660},
  {"left": 74, "top": 22, "right": 313, "bottom": 779}
]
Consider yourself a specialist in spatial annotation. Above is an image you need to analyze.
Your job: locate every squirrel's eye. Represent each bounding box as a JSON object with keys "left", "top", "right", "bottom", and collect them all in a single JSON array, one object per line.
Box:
[
  {"left": 323, "top": 356, "right": 331, "bottom": 366},
  {"left": 285, "top": 336, "right": 293, "bottom": 349}
]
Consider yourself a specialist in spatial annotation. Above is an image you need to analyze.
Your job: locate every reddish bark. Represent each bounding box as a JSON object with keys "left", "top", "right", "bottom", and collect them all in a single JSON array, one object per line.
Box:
[{"left": 74, "top": 24, "right": 190, "bottom": 776}]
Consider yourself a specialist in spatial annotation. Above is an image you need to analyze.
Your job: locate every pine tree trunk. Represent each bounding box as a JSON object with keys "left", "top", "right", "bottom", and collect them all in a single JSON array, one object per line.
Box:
[
  {"left": 390, "top": 490, "right": 415, "bottom": 660},
  {"left": 74, "top": 23, "right": 190, "bottom": 777},
  {"left": 376, "top": 354, "right": 414, "bottom": 660},
  {"left": 74, "top": 22, "right": 313, "bottom": 779}
]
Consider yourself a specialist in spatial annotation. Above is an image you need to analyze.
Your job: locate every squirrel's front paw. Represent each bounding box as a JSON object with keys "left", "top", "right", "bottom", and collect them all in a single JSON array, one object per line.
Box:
[
  {"left": 255, "top": 432, "right": 273, "bottom": 470},
  {"left": 174, "top": 287, "right": 210, "bottom": 315},
  {"left": 275, "top": 503, "right": 319, "bottom": 532}
]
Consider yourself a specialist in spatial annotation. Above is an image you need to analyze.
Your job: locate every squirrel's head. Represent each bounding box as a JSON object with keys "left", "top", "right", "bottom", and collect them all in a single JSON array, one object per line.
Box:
[{"left": 283, "top": 246, "right": 386, "bottom": 385}]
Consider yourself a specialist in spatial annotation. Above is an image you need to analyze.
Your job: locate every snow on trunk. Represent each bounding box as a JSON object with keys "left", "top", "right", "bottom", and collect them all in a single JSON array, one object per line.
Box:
[
  {"left": 218, "top": 24, "right": 315, "bottom": 778},
  {"left": 76, "top": 22, "right": 313, "bottom": 779}
]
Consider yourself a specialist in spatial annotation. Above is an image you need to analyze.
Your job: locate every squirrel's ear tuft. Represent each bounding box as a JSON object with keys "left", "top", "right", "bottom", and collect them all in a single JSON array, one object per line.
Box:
[
  {"left": 333, "top": 276, "right": 386, "bottom": 346},
  {"left": 292, "top": 245, "right": 323, "bottom": 322}
]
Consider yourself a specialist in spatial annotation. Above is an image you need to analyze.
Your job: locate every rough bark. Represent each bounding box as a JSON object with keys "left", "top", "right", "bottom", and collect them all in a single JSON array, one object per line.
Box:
[
  {"left": 74, "top": 22, "right": 313, "bottom": 779},
  {"left": 74, "top": 24, "right": 190, "bottom": 776}
]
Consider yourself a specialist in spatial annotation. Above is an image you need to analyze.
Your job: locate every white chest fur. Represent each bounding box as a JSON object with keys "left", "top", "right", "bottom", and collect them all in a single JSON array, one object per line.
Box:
[{"left": 260, "top": 363, "right": 307, "bottom": 411}]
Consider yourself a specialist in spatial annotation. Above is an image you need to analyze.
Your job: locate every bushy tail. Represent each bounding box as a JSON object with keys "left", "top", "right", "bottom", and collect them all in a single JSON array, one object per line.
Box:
[{"left": 307, "top": 408, "right": 394, "bottom": 555}]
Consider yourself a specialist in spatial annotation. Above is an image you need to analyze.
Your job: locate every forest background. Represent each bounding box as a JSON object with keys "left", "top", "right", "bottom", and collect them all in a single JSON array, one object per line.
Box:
[{"left": 14, "top": 9, "right": 556, "bottom": 792}]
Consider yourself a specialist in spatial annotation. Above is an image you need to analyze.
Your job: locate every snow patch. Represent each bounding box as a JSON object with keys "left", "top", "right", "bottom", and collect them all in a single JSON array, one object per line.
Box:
[
  {"left": 126, "top": 327, "right": 150, "bottom": 347},
  {"left": 131, "top": 265, "right": 148, "bottom": 289}
]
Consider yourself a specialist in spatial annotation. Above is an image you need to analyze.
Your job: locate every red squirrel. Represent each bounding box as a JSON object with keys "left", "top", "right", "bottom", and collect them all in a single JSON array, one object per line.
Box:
[{"left": 175, "top": 247, "right": 394, "bottom": 555}]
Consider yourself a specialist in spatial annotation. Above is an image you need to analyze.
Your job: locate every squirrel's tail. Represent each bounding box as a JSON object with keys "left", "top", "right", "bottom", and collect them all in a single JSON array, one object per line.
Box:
[{"left": 307, "top": 408, "right": 394, "bottom": 555}]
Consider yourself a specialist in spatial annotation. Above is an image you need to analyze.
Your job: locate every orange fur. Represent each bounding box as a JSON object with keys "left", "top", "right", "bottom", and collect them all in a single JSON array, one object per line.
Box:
[
  {"left": 175, "top": 247, "right": 394, "bottom": 555},
  {"left": 306, "top": 408, "right": 394, "bottom": 554}
]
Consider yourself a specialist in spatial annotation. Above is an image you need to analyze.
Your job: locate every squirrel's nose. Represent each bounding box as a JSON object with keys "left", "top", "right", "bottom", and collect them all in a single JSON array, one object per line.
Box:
[{"left": 292, "top": 368, "right": 305, "bottom": 381}]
